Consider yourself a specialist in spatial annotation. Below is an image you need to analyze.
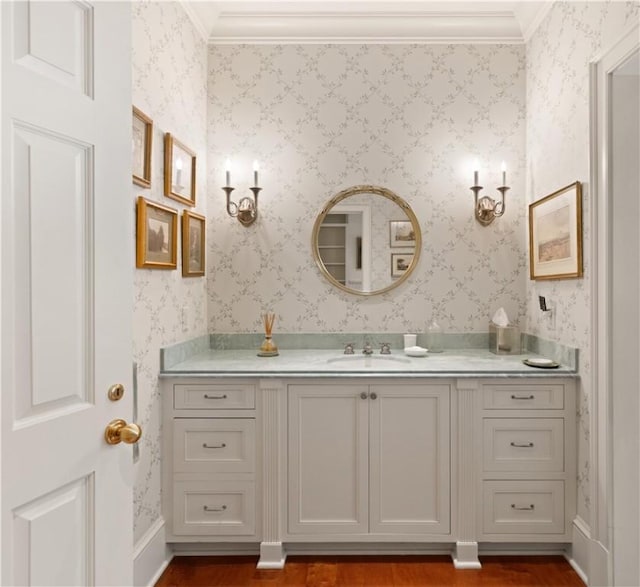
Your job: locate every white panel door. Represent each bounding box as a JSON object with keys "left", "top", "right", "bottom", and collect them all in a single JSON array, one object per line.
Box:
[
  {"left": 369, "top": 384, "right": 450, "bottom": 534},
  {"left": 288, "top": 384, "right": 369, "bottom": 535},
  {"left": 1, "top": 2, "right": 133, "bottom": 585}
]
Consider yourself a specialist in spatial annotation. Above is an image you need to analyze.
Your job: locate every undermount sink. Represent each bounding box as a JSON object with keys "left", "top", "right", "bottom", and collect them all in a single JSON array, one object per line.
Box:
[{"left": 326, "top": 354, "right": 411, "bottom": 367}]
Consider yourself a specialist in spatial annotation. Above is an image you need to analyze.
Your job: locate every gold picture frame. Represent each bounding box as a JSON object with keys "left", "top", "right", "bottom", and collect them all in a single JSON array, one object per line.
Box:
[
  {"left": 182, "top": 210, "right": 205, "bottom": 277},
  {"left": 389, "top": 219, "right": 416, "bottom": 248},
  {"left": 164, "top": 133, "right": 196, "bottom": 206},
  {"left": 529, "top": 181, "right": 583, "bottom": 280},
  {"left": 136, "top": 196, "right": 178, "bottom": 269},
  {"left": 391, "top": 252, "right": 414, "bottom": 278},
  {"left": 132, "top": 106, "right": 153, "bottom": 188}
]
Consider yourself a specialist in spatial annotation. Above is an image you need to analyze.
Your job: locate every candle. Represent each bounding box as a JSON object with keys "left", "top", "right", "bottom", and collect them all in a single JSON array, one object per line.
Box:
[
  {"left": 175, "top": 158, "right": 183, "bottom": 188},
  {"left": 225, "top": 158, "right": 231, "bottom": 187},
  {"left": 253, "top": 160, "right": 259, "bottom": 187},
  {"left": 501, "top": 161, "right": 507, "bottom": 186},
  {"left": 473, "top": 159, "right": 480, "bottom": 186}
]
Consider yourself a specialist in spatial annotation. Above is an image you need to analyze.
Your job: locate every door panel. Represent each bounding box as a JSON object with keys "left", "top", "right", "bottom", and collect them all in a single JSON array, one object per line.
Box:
[
  {"left": 288, "top": 384, "right": 369, "bottom": 534},
  {"left": 12, "top": 476, "right": 93, "bottom": 586},
  {"left": 1, "top": 2, "right": 133, "bottom": 585},
  {"left": 12, "top": 123, "right": 93, "bottom": 423},
  {"left": 369, "top": 384, "right": 450, "bottom": 534},
  {"left": 12, "top": 1, "right": 93, "bottom": 95}
]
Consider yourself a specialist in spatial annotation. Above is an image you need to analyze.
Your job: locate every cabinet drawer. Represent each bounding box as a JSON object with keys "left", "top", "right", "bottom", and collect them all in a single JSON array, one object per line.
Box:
[
  {"left": 174, "top": 419, "right": 255, "bottom": 474},
  {"left": 174, "top": 383, "right": 255, "bottom": 410},
  {"left": 172, "top": 480, "right": 255, "bottom": 536},
  {"left": 483, "top": 384, "right": 564, "bottom": 410},
  {"left": 483, "top": 480, "right": 565, "bottom": 534},
  {"left": 483, "top": 418, "right": 564, "bottom": 472}
]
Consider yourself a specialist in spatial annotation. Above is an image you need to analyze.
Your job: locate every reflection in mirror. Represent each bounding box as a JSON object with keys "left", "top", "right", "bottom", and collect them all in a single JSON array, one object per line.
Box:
[{"left": 312, "top": 185, "right": 421, "bottom": 296}]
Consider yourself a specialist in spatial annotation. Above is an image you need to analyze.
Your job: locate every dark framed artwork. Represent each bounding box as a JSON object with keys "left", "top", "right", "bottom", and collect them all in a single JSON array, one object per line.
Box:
[
  {"left": 136, "top": 197, "right": 178, "bottom": 269},
  {"left": 182, "top": 210, "right": 205, "bottom": 277}
]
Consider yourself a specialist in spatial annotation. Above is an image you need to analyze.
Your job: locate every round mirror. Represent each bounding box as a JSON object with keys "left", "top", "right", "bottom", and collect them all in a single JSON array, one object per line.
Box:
[{"left": 312, "top": 185, "right": 421, "bottom": 296}]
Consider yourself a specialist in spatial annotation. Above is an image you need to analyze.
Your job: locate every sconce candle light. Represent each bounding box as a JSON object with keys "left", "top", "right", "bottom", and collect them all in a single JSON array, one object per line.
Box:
[
  {"left": 470, "top": 160, "right": 510, "bottom": 226},
  {"left": 223, "top": 158, "right": 262, "bottom": 226}
]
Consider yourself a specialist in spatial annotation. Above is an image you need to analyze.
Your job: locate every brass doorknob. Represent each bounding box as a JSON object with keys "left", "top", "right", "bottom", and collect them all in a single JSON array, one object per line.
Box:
[{"left": 105, "top": 419, "right": 142, "bottom": 445}]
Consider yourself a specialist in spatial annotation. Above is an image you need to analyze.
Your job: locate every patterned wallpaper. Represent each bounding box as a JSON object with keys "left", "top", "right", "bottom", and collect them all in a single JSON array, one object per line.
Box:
[
  {"left": 526, "top": 1, "right": 639, "bottom": 530},
  {"left": 206, "top": 44, "right": 528, "bottom": 335},
  {"left": 131, "top": 1, "right": 208, "bottom": 543}
]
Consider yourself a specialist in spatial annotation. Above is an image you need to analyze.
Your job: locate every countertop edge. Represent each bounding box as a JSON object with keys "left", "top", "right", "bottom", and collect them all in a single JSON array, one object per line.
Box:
[{"left": 159, "top": 370, "right": 578, "bottom": 379}]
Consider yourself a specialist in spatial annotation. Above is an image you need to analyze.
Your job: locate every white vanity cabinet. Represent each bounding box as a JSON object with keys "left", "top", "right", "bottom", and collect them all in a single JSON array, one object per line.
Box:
[
  {"left": 162, "top": 380, "right": 260, "bottom": 542},
  {"left": 161, "top": 373, "right": 576, "bottom": 569},
  {"left": 475, "top": 380, "right": 576, "bottom": 542},
  {"left": 287, "top": 382, "right": 451, "bottom": 537}
]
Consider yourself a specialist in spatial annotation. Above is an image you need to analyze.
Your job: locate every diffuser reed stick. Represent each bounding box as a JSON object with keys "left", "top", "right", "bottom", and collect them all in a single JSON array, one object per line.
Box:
[
  {"left": 263, "top": 312, "right": 275, "bottom": 337},
  {"left": 258, "top": 312, "right": 279, "bottom": 357}
]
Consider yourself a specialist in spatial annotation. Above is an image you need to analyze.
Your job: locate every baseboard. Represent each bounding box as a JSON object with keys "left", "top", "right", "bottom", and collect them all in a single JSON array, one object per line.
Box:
[
  {"left": 171, "top": 542, "right": 260, "bottom": 556},
  {"left": 565, "top": 517, "right": 590, "bottom": 585},
  {"left": 134, "top": 517, "right": 173, "bottom": 587},
  {"left": 479, "top": 542, "right": 570, "bottom": 556},
  {"left": 587, "top": 536, "right": 610, "bottom": 587}
]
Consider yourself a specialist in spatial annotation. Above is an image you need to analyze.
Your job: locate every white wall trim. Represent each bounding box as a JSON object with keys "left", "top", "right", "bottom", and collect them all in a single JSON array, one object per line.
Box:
[
  {"left": 208, "top": 36, "right": 523, "bottom": 46},
  {"left": 198, "top": 8, "right": 526, "bottom": 44},
  {"left": 566, "top": 516, "right": 590, "bottom": 586},
  {"left": 520, "top": 0, "right": 554, "bottom": 44},
  {"left": 133, "top": 518, "right": 173, "bottom": 587},
  {"left": 178, "top": 0, "right": 209, "bottom": 42},
  {"left": 567, "top": 555, "right": 588, "bottom": 586},
  {"left": 590, "top": 23, "right": 640, "bottom": 587}
]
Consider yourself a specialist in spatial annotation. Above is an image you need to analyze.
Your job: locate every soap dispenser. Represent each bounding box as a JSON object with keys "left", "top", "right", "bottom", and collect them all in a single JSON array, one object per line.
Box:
[{"left": 427, "top": 318, "right": 443, "bottom": 353}]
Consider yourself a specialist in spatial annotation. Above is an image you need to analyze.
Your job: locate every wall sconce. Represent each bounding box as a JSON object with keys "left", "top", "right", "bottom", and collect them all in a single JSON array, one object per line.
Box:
[
  {"left": 470, "top": 160, "right": 510, "bottom": 226},
  {"left": 223, "top": 159, "right": 262, "bottom": 226}
]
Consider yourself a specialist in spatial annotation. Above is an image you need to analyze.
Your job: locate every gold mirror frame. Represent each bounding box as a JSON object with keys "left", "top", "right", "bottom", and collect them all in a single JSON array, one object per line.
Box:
[{"left": 312, "top": 185, "right": 422, "bottom": 296}]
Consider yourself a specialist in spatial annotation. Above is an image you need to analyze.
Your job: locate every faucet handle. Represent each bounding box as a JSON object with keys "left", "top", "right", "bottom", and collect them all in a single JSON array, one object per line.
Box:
[
  {"left": 380, "top": 342, "right": 391, "bottom": 355},
  {"left": 344, "top": 343, "right": 355, "bottom": 355}
]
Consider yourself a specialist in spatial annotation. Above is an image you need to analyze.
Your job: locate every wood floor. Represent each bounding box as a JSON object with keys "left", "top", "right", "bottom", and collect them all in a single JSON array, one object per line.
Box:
[{"left": 155, "top": 555, "right": 585, "bottom": 586}]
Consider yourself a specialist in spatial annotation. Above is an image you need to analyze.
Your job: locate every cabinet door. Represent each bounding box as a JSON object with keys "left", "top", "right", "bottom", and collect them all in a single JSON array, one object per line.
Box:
[
  {"left": 288, "top": 384, "right": 369, "bottom": 534},
  {"left": 369, "top": 384, "right": 450, "bottom": 534}
]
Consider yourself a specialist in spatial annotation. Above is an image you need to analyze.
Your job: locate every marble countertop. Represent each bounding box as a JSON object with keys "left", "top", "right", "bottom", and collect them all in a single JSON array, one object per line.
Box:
[{"left": 160, "top": 348, "right": 577, "bottom": 379}]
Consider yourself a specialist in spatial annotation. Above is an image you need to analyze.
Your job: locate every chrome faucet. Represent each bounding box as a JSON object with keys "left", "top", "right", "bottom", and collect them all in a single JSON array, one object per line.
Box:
[
  {"left": 363, "top": 342, "right": 373, "bottom": 355},
  {"left": 343, "top": 343, "right": 355, "bottom": 355},
  {"left": 380, "top": 342, "right": 391, "bottom": 355}
]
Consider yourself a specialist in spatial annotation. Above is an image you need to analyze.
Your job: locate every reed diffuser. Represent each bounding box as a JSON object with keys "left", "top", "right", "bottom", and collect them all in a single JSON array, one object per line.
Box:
[{"left": 257, "top": 312, "right": 279, "bottom": 357}]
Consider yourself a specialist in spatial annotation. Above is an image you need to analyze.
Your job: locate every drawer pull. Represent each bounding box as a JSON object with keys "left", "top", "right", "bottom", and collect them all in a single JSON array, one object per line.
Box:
[
  {"left": 202, "top": 442, "right": 227, "bottom": 449},
  {"left": 203, "top": 394, "right": 228, "bottom": 400},
  {"left": 510, "top": 441, "right": 534, "bottom": 448},
  {"left": 203, "top": 505, "right": 227, "bottom": 513},
  {"left": 511, "top": 504, "right": 535, "bottom": 511},
  {"left": 510, "top": 394, "right": 535, "bottom": 400}
]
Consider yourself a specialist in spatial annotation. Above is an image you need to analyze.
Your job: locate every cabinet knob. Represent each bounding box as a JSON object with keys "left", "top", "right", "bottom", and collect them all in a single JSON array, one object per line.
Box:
[
  {"left": 360, "top": 392, "right": 368, "bottom": 400},
  {"left": 370, "top": 392, "right": 378, "bottom": 400}
]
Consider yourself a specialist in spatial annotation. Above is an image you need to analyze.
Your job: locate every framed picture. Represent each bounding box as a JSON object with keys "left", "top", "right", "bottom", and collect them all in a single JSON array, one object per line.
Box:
[
  {"left": 164, "top": 133, "right": 196, "bottom": 206},
  {"left": 182, "top": 210, "right": 205, "bottom": 277},
  {"left": 389, "top": 220, "right": 416, "bottom": 248},
  {"left": 132, "top": 106, "right": 153, "bottom": 188},
  {"left": 136, "top": 196, "right": 178, "bottom": 269},
  {"left": 529, "top": 181, "right": 583, "bottom": 280},
  {"left": 391, "top": 252, "right": 414, "bottom": 278}
]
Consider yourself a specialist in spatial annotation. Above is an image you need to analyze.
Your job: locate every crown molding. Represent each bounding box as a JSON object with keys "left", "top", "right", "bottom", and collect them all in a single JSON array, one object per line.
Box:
[
  {"left": 518, "top": 0, "right": 554, "bottom": 43},
  {"left": 181, "top": 1, "right": 555, "bottom": 45},
  {"left": 207, "top": 11, "right": 522, "bottom": 44},
  {"left": 178, "top": 0, "right": 210, "bottom": 42}
]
